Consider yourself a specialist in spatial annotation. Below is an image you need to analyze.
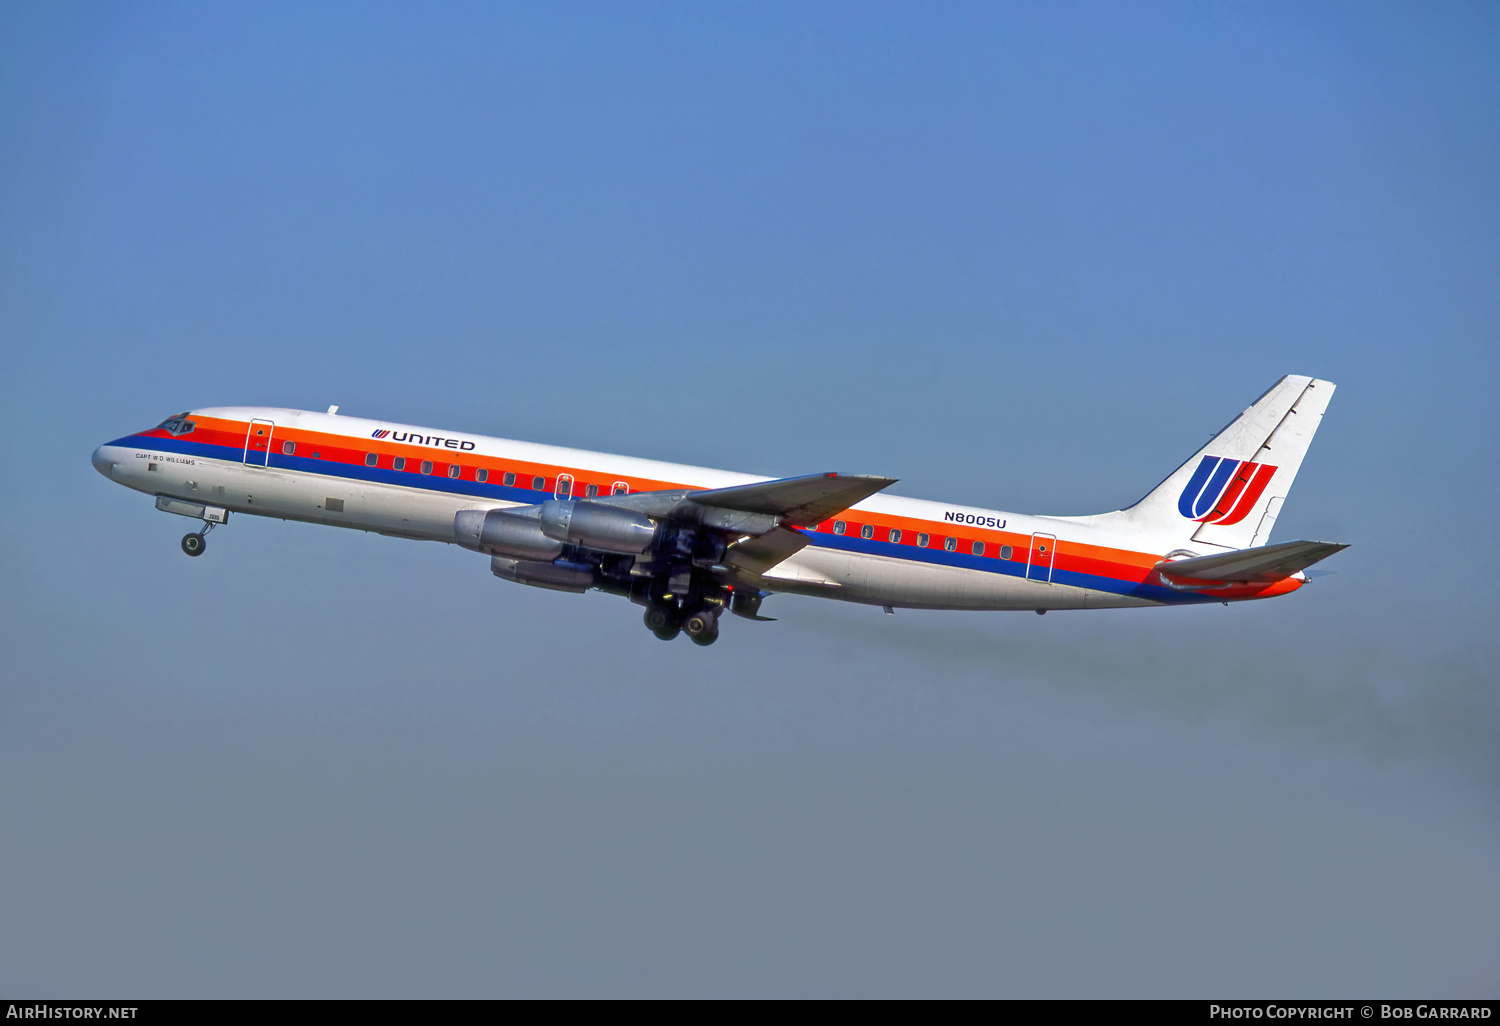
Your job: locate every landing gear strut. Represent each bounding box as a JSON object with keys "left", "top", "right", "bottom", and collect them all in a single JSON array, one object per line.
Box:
[{"left": 181, "top": 521, "right": 214, "bottom": 557}]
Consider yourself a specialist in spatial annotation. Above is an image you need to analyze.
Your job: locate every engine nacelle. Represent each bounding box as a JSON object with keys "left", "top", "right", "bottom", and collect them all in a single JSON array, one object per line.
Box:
[
  {"left": 539, "top": 499, "right": 657, "bottom": 554},
  {"left": 454, "top": 508, "right": 565, "bottom": 560},
  {"left": 490, "top": 556, "right": 594, "bottom": 593}
]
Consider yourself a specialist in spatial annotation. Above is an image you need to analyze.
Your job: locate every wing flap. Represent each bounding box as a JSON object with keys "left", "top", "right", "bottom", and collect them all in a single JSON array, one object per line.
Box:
[
  {"left": 1156, "top": 539, "right": 1348, "bottom": 583},
  {"left": 722, "top": 526, "right": 811, "bottom": 574},
  {"left": 687, "top": 473, "right": 897, "bottom": 527}
]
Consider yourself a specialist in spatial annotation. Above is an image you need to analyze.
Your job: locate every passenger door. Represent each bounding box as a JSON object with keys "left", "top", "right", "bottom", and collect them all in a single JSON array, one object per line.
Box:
[
  {"left": 243, "top": 419, "right": 274, "bottom": 468},
  {"left": 1027, "top": 532, "right": 1057, "bottom": 583}
]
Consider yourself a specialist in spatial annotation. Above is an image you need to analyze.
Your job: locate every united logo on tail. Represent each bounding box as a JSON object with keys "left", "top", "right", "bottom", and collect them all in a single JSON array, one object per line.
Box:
[{"left": 1177, "top": 456, "right": 1278, "bottom": 526}]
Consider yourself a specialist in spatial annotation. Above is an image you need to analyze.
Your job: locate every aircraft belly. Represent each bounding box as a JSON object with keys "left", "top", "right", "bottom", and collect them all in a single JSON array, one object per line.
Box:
[
  {"left": 778, "top": 546, "right": 1097, "bottom": 610},
  {"left": 130, "top": 450, "right": 494, "bottom": 542}
]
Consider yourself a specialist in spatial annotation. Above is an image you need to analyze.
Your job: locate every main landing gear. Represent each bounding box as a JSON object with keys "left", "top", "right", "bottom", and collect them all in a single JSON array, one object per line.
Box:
[
  {"left": 683, "top": 608, "right": 720, "bottom": 647},
  {"left": 626, "top": 527, "right": 741, "bottom": 646},
  {"left": 638, "top": 567, "right": 727, "bottom": 646},
  {"left": 181, "top": 521, "right": 215, "bottom": 557},
  {"left": 643, "top": 603, "right": 720, "bottom": 645},
  {"left": 644, "top": 603, "right": 680, "bottom": 641}
]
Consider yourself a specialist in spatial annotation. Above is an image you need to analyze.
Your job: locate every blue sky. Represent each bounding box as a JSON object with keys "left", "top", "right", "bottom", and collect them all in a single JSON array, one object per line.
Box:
[{"left": 2, "top": 1, "right": 1497, "bottom": 996}]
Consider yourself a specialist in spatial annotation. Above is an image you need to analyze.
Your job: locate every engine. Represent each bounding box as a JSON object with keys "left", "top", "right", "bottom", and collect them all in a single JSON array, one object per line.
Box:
[
  {"left": 458, "top": 500, "right": 743, "bottom": 644},
  {"left": 490, "top": 556, "right": 594, "bottom": 593},
  {"left": 453, "top": 508, "right": 564, "bottom": 560},
  {"left": 539, "top": 499, "right": 658, "bottom": 554}
]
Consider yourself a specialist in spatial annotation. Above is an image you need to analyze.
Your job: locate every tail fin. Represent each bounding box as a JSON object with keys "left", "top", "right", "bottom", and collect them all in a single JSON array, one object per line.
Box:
[{"left": 1107, "top": 375, "right": 1336, "bottom": 549}]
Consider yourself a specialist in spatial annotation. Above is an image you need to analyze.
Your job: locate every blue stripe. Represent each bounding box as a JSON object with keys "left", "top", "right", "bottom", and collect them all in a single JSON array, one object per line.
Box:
[
  {"left": 114, "top": 433, "right": 1220, "bottom": 605},
  {"left": 804, "top": 530, "right": 1215, "bottom": 605}
]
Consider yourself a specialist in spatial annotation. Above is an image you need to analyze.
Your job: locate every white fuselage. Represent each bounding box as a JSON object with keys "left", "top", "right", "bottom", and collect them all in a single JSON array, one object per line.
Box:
[{"left": 94, "top": 406, "right": 1303, "bottom": 612}]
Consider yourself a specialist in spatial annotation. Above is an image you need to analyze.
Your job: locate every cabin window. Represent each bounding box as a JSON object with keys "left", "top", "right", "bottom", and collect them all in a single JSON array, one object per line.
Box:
[
  {"left": 860, "top": 524, "right": 874, "bottom": 540},
  {"left": 393, "top": 457, "right": 405, "bottom": 471},
  {"left": 943, "top": 537, "right": 957, "bottom": 552},
  {"left": 447, "top": 464, "right": 461, "bottom": 479},
  {"left": 364, "top": 453, "right": 377, "bottom": 467},
  {"left": 833, "top": 521, "right": 846, "bottom": 535},
  {"left": 476, "top": 469, "right": 488, "bottom": 483},
  {"left": 888, "top": 528, "right": 901, "bottom": 544},
  {"left": 585, "top": 483, "right": 598, "bottom": 497},
  {"left": 972, "top": 541, "right": 985, "bottom": 556},
  {"left": 555, "top": 474, "right": 573, "bottom": 498},
  {"left": 420, "top": 460, "right": 433, "bottom": 475},
  {"left": 612, "top": 481, "right": 630, "bottom": 495},
  {"left": 916, "top": 533, "right": 929, "bottom": 547},
  {"left": 282, "top": 441, "right": 295, "bottom": 455},
  {"left": 532, "top": 476, "right": 544, "bottom": 490},
  {"left": 1000, "top": 545, "right": 1013, "bottom": 560},
  {"left": 503, "top": 471, "right": 515, "bottom": 486}
]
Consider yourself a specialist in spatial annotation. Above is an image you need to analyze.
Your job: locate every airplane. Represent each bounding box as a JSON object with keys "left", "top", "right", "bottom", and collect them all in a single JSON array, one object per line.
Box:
[{"left": 91, "top": 374, "right": 1347, "bottom": 646}]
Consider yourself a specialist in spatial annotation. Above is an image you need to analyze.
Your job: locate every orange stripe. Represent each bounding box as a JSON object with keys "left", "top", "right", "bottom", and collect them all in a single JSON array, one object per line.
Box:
[{"left": 191, "top": 416, "right": 1184, "bottom": 584}]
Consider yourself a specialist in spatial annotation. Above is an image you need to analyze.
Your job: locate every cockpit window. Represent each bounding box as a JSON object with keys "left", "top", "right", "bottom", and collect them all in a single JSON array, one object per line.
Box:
[{"left": 157, "top": 413, "right": 196, "bottom": 436}]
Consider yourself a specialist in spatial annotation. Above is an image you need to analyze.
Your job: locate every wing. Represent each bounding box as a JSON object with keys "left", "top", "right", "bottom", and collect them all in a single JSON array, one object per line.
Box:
[
  {"left": 1155, "top": 539, "right": 1348, "bottom": 583},
  {"left": 686, "top": 472, "right": 898, "bottom": 527},
  {"left": 500, "top": 472, "right": 898, "bottom": 578}
]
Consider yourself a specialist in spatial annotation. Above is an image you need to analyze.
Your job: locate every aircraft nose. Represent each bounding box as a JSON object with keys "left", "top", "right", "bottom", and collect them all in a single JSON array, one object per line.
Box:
[{"left": 91, "top": 445, "right": 115, "bottom": 478}]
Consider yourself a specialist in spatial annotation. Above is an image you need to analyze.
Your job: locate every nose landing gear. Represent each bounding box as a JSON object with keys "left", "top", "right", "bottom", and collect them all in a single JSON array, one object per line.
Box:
[{"left": 181, "top": 521, "right": 215, "bottom": 557}]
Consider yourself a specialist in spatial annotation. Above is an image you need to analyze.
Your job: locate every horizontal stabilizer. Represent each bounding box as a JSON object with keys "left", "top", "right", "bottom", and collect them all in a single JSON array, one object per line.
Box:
[
  {"left": 1156, "top": 539, "right": 1349, "bottom": 583},
  {"left": 689, "top": 473, "right": 897, "bottom": 527}
]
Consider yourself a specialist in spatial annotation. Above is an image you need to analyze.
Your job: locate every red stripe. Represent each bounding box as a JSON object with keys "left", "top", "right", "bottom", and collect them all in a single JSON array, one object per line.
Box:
[{"left": 169, "top": 416, "right": 1199, "bottom": 589}]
